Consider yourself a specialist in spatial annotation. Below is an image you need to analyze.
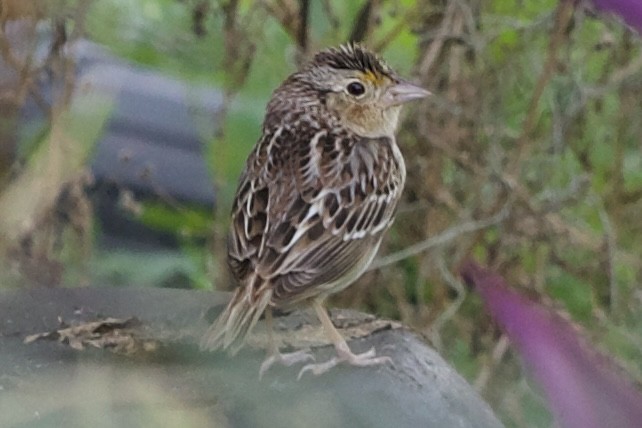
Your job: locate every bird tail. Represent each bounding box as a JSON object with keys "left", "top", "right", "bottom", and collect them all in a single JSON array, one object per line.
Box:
[{"left": 200, "top": 278, "right": 273, "bottom": 355}]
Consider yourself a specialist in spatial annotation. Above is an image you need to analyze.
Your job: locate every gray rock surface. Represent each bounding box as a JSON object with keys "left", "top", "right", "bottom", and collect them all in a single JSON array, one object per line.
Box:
[{"left": 0, "top": 287, "right": 503, "bottom": 428}]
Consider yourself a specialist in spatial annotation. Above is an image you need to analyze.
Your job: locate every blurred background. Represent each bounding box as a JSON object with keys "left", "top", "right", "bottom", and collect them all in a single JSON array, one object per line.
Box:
[{"left": 0, "top": 0, "right": 641, "bottom": 426}]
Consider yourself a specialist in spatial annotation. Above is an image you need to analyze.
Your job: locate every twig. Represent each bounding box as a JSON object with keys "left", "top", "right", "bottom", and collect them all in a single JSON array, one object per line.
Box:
[
  {"left": 482, "top": 11, "right": 554, "bottom": 44},
  {"left": 592, "top": 193, "right": 618, "bottom": 316},
  {"left": 506, "top": 0, "right": 575, "bottom": 176},
  {"left": 584, "top": 50, "right": 642, "bottom": 99},
  {"left": 426, "top": 255, "right": 467, "bottom": 349},
  {"left": 418, "top": 0, "right": 457, "bottom": 76},
  {"left": 349, "top": 0, "right": 374, "bottom": 43},
  {"left": 368, "top": 203, "right": 510, "bottom": 271},
  {"left": 297, "top": 0, "right": 308, "bottom": 52},
  {"left": 474, "top": 334, "right": 510, "bottom": 392}
]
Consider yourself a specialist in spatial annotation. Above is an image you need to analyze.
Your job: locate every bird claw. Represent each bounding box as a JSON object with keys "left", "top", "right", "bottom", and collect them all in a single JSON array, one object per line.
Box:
[
  {"left": 298, "top": 357, "right": 340, "bottom": 379},
  {"left": 259, "top": 349, "right": 315, "bottom": 379},
  {"left": 297, "top": 346, "right": 392, "bottom": 379}
]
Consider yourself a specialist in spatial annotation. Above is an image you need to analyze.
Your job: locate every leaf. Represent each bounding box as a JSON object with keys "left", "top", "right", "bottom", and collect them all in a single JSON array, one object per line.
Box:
[
  {"left": 461, "top": 261, "right": 642, "bottom": 428},
  {"left": 24, "top": 317, "right": 157, "bottom": 355},
  {"left": 591, "top": 0, "right": 642, "bottom": 34}
]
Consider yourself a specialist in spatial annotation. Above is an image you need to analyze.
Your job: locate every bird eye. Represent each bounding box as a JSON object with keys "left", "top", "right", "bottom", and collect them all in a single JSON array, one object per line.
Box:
[{"left": 346, "top": 81, "right": 366, "bottom": 97}]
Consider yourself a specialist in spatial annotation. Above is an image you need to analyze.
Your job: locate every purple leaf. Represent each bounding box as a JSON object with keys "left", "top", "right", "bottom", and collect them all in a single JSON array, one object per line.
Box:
[
  {"left": 590, "top": 0, "right": 642, "bottom": 34},
  {"left": 461, "top": 261, "right": 642, "bottom": 428}
]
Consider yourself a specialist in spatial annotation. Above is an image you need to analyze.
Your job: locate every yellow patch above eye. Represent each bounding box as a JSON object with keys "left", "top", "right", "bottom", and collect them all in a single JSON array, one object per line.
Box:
[{"left": 361, "top": 71, "right": 386, "bottom": 85}]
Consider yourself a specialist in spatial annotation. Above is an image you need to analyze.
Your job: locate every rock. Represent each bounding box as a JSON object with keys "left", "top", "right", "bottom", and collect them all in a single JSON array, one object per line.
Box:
[{"left": 0, "top": 287, "right": 503, "bottom": 428}]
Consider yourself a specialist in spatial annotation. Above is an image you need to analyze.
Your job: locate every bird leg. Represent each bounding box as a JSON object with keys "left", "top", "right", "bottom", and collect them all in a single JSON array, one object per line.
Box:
[
  {"left": 259, "top": 307, "right": 315, "bottom": 379},
  {"left": 298, "top": 300, "right": 392, "bottom": 379}
]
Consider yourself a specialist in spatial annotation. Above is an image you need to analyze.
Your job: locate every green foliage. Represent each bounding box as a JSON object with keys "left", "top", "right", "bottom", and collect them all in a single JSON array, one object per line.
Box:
[
  {"left": 91, "top": 249, "right": 197, "bottom": 287},
  {"left": 547, "top": 267, "right": 594, "bottom": 322},
  {"left": 138, "top": 201, "right": 211, "bottom": 238},
  {"left": 448, "top": 338, "right": 480, "bottom": 380}
]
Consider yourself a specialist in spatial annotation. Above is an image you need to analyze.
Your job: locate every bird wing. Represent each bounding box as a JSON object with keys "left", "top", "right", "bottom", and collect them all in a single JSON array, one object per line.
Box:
[{"left": 227, "top": 126, "right": 405, "bottom": 304}]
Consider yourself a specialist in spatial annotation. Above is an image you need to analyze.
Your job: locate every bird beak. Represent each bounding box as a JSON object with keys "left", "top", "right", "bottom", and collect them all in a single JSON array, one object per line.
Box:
[{"left": 385, "top": 81, "right": 431, "bottom": 107}]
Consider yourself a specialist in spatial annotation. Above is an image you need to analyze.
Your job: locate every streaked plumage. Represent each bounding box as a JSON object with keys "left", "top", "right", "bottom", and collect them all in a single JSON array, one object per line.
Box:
[{"left": 201, "top": 43, "right": 429, "bottom": 376}]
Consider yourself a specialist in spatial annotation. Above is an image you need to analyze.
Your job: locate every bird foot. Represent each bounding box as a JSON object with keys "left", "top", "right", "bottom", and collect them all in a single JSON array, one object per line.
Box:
[
  {"left": 297, "top": 346, "right": 392, "bottom": 379},
  {"left": 259, "top": 349, "right": 315, "bottom": 379}
]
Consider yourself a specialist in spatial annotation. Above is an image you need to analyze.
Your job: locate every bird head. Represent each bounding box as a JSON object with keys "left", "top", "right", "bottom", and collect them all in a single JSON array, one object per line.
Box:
[{"left": 297, "top": 43, "right": 430, "bottom": 138}]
